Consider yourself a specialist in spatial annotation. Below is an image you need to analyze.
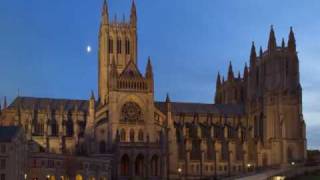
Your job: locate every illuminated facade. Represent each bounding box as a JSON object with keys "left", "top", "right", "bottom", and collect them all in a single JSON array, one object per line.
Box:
[{"left": 0, "top": 1, "right": 306, "bottom": 179}]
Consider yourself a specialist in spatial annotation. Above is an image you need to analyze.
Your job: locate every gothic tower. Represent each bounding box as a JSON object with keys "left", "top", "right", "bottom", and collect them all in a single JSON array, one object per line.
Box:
[{"left": 98, "top": 0, "right": 138, "bottom": 104}]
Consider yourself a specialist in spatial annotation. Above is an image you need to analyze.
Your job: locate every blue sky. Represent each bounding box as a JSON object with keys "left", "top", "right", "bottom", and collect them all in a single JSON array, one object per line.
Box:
[{"left": 0, "top": 0, "right": 319, "bottom": 149}]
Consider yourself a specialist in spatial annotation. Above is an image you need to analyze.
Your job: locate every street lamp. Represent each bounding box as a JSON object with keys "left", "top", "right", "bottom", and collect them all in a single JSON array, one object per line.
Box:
[
  {"left": 46, "top": 174, "right": 50, "bottom": 180},
  {"left": 291, "top": 161, "right": 295, "bottom": 166},
  {"left": 24, "top": 173, "right": 27, "bottom": 180},
  {"left": 178, "top": 167, "right": 182, "bottom": 179}
]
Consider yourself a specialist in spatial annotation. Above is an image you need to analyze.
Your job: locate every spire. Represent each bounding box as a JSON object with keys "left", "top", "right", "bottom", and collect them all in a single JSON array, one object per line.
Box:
[
  {"left": 250, "top": 41, "right": 257, "bottom": 67},
  {"left": 145, "top": 56, "right": 153, "bottom": 79},
  {"left": 237, "top": 71, "right": 241, "bottom": 79},
  {"left": 101, "top": 0, "right": 109, "bottom": 25},
  {"left": 3, "top": 96, "right": 7, "bottom": 109},
  {"left": 259, "top": 46, "right": 263, "bottom": 58},
  {"left": 216, "top": 72, "right": 221, "bottom": 88},
  {"left": 130, "top": 0, "right": 137, "bottom": 27},
  {"left": 268, "top": 25, "right": 277, "bottom": 51},
  {"left": 244, "top": 63, "right": 248, "bottom": 80},
  {"left": 227, "top": 61, "right": 234, "bottom": 81},
  {"left": 288, "top": 26, "right": 296, "bottom": 52},
  {"left": 90, "top": 90, "right": 95, "bottom": 100},
  {"left": 165, "top": 93, "right": 171, "bottom": 103},
  {"left": 130, "top": 0, "right": 137, "bottom": 26},
  {"left": 281, "top": 38, "right": 285, "bottom": 48}
]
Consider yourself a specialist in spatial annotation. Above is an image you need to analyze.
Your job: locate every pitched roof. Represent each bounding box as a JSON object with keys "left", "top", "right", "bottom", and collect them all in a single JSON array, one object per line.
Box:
[
  {"left": 8, "top": 96, "right": 89, "bottom": 111},
  {"left": 154, "top": 101, "right": 244, "bottom": 116},
  {"left": 8, "top": 96, "right": 244, "bottom": 116},
  {"left": 0, "top": 126, "right": 21, "bottom": 142},
  {"left": 119, "top": 60, "right": 143, "bottom": 78}
]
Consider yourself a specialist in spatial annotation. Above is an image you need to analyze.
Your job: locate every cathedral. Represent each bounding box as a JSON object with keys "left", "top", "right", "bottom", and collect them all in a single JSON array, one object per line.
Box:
[{"left": 0, "top": 1, "right": 307, "bottom": 179}]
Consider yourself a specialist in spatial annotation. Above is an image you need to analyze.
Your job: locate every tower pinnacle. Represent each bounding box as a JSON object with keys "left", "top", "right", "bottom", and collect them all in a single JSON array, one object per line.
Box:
[
  {"left": 268, "top": 25, "right": 277, "bottom": 51},
  {"left": 288, "top": 27, "right": 296, "bottom": 52},
  {"left": 250, "top": 41, "right": 257, "bottom": 67},
  {"left": 228, "top": 61, "right": 234, "bottom": 81},
  {"left": 145, "top": 56, "right": 153, "bottom": 79},
  {"left": 130, "top": 0, "right": 137, "bottom": 26},
  {"left": 101, "top": 0, "right": 109, "bottom": 25}
]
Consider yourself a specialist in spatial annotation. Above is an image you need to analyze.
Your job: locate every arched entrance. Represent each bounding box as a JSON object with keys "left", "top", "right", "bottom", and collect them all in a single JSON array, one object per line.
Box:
[
  {"left": 75, "top": 174, "right": 83, "bottom": 180},
  {"left": 150, "top": 155, "right": 159, "bottom": 176},
  {"left": 135, "top": 154, "right": 145, "bottom": 177},
  {"left": 121, "top": 154, "right": 130, "bottom": 176}
]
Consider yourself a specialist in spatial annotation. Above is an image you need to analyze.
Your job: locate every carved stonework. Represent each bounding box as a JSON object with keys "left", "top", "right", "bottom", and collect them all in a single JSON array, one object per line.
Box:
[{"left": 121, "top": 102, "right": 143, "bottom": 122}]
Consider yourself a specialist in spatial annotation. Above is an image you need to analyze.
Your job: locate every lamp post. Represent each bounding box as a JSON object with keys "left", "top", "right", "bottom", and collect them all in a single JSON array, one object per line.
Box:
[
  {"left": 46, "top": 174, "right": 50, "bottom": 180},
  {"left": 24, "top": 173, "right": 27, "bottom": 180},
  {"left": 178, "top": 168, "right": 182, "bottom": 179}
]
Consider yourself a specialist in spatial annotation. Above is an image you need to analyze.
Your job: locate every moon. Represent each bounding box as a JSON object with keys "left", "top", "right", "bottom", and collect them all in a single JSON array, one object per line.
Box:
[{"left": 86, "top": 46, "right": 92, "bottom": 53}]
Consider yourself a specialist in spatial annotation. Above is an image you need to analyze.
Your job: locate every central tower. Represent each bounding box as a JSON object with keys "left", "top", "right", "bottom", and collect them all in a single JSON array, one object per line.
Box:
[{"left": 98, "top": 0, "right": 138, "bottom": 104}]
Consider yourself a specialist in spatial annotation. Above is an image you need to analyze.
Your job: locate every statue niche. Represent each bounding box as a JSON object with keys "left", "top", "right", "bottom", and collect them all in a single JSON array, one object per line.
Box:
[{"left": 121, "top": 102, "right": 143, "bottom": 123}]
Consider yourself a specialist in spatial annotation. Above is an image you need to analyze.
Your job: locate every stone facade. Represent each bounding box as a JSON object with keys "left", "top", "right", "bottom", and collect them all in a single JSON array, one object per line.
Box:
[
  {"left": 0, "top": 1, "right": 306, "bottom": 179},
  {"left": 0, "top": 126, "right": 27, "bottom": 180}
]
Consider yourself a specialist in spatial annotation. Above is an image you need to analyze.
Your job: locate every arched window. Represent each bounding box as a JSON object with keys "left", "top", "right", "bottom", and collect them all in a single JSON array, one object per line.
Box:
[
  {"left": 99, "top": 141, "right": 106, "bottom": 154},
  {"left": 125, "top": 38, "right": 130, "bottom": 54},
  {"left": 120, "top": 129, "right": 126, "bottom": 142},
  {"left": 130, "top": 129, "right": 135, "bottom": 142},
  {"left": 221, "top": 141, "right": 229, "bottom": 161},
  {"left": 51, "top": 110, "right": 58, "bottom": 136},
  {"left": 138, "top": 129, "right": 144, "bottom": 141},
  {"left": 66, "top": 111, "right": 74, "bottom": 137},
  {"left": 190, "top": 139, "right": 201, "bottom": 160},
  {"left": 135, "top": 154, "right": 144, "bottom": 176},
  {"left": 254, "top": 116, "right": 259, "bottom": 138},
  {"left": 121, "top": 154, "right": 130, "bottom": 176},
  {"left": 150, "top": 155, "right": 159, "bottom": 176},
  {"left": 51, "top": 120, "right": 58, "bottom": 136},
  {"left": 287, "top": 146, "right": 294, "bottom": 163},
  {"left": 108, "top": 37, "right": 113, "bottom": 54},
  {"left": 117, "top": 38, "right": 122, "bottom": 54}
]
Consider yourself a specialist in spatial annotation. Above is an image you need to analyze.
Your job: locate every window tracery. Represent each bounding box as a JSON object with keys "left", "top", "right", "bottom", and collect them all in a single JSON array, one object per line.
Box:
[{"left": 121, "top": 102, "right": 143, "bottom": 122}]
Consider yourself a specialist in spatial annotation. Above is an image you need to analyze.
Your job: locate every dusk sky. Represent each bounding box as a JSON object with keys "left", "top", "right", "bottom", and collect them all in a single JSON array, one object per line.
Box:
[{"left": 0, "top": 0, "right": 319, "bottom": 149}]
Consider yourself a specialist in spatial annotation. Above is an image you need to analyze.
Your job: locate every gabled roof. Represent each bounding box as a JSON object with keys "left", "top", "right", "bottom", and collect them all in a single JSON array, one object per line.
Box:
[
  {"left": 7, "top": 97, "right": 244, "bottom": 116},
  {"left": 0, "top": 126, "right": 21, "bottom": 142},
  {"left": 119, "top": 60, "right": 143, "bottom": 78},
  {"left": 154, "top": 101, "right": 244, "bottom": 116},
  {"left": 8, "top": 96, "right": 89, "bottom": 112}
]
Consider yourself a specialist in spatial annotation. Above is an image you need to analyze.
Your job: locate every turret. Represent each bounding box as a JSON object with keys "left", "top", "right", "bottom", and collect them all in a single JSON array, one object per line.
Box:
[
  {"left": 288, "top": 27, "right": 296, "bottom": 52},
  {"left": 130, "top": 0, "right": 137, "bottom": 27},
  {"left": 250, "top": 42, "right": 257, "bottom": 68},
  {"left": 165, "top": 93, "right": 171, "bottom": 114},
  {"left": 281, "top": 38, "right": 285, "bottom": 49},
  {"left": 145, "top": 56, "right": 154, "bottom": 93},
  {"left": 87, "top": 91, "right": 96, "bottom": 132},
  {"left": 215, "top": 72, "right": 221, "bottom": 103},
  {"left": 216, "top": 72, "right": 221, "bottom": 89},
  {"left": 243, "top": 63, "right": 248, "bottom": 81},
  {"left": 101, "top": 0, "right": 109, "bottom": 25},
  {"left": 3, "top": 96, "right": 7, "bottom": 110},
  {"left": 268, "top": 25, "right": 277, "bottom": 52},
  {"left": 145, "top": 56, "right": 153, "bottom": 79},
  {"left": 259, "top": 46, "right": 263, "bottom": 58},
  {"left": 227, "top": 61, "right": 234, "bottom": 81}
]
